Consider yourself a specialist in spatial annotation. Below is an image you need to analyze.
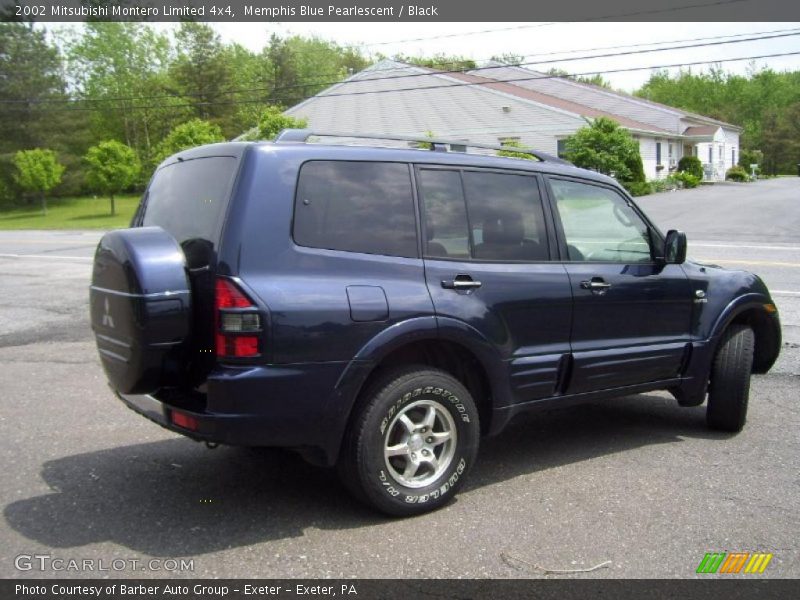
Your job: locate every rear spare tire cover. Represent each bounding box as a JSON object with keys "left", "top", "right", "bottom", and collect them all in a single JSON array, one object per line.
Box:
[{"left": 90, "top": 227, "right": 192, "bottom": 395}]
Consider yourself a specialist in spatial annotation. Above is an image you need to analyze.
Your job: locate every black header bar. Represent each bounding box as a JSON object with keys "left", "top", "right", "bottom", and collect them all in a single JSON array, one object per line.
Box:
[
  {"left": 2, "top": 0, "right": 800, "bottom": 22},
  {"left": 4, "top": 579, "right": 800, "bottom": 600}
]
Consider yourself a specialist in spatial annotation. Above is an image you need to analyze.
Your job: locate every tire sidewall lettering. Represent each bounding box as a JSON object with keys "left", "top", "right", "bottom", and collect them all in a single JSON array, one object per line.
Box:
[{"left": 376, "top": 382, "right": 473, "bottom": 502}]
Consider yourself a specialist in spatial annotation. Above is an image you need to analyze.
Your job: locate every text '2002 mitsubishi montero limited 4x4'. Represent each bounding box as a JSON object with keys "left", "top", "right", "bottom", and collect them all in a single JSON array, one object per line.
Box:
[{"left": 90, "top": 131, "right": 781, "bottom": 516}]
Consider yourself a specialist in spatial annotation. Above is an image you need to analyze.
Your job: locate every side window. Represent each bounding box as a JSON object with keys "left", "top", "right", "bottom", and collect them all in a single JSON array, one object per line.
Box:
[
  {"left": 293, "top": 161, "right": 417, "bottom": 258},
  {"left": 550, "top": 179, "right": 653, "bottom": 263},
  {"left": 462, "top": 171, "right": 548, "bottom": 261},
  {"left": 418, "top": 169, "right": 470, "bottom": 259}
]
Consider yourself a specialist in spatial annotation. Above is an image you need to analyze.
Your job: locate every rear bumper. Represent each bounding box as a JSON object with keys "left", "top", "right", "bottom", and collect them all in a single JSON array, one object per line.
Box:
[
  {"left": 118, "top": 391, "right": 280, "bottom": 446},
  {"left": 116, "top": 360, "right": 370, "bottom": 465}
]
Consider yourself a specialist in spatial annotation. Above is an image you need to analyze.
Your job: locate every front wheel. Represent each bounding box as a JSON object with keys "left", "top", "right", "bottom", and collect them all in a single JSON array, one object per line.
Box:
[
  {"left": 338, "top": 367, "right": 480, "bottom": 516},
  {"left": 707, "top": 324, "right": 755, "bottom": 432}
]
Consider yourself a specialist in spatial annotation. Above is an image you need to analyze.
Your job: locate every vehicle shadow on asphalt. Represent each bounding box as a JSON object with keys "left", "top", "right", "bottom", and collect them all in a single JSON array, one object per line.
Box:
[
  {"left": 4, "top": 393, "right": 730, "bottom": 557},
  {"left": 467, "top": 393, "right": 727, "bottom": 491}
]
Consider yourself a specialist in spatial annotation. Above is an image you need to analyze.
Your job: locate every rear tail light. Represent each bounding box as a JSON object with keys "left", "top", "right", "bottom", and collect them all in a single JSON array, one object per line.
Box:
[{"left": 215, "top": 278, "right": 262, "bottom": 358}]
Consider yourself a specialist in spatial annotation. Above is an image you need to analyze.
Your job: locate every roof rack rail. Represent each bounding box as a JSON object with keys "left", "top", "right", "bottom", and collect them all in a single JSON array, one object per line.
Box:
[{"left": 273, "top": 129, "right": 571, "bottom": 165}]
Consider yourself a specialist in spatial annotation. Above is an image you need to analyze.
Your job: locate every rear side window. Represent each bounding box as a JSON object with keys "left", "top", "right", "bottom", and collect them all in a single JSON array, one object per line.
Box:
[
  {"left": 417, "top": 169, "right": 470, "bottom": 260},
  {"left": 419, "top": 168, "right": 548, "bottom": 261},
  {"left": 293, "top": 161, "right": 418, "bottom": 258},
  {"left": 462, "top": 171, "right": 547, "bottom": 261},
  {"left": 142, "top": 156, "right": 237, "bottom": 253}
]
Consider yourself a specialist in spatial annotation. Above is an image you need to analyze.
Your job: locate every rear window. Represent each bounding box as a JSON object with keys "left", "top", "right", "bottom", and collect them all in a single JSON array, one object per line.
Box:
[
  {"left": 293, "top": 161, "right": 418, "bottom": 258},
  {"left": 142, "top": 156, "right": 237, "bottom": 251}
]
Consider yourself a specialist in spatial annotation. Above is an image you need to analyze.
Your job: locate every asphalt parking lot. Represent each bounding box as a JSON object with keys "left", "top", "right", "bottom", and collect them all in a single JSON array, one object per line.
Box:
[{"left": 0, "top": 177, "right": 798, "bottom": 579}]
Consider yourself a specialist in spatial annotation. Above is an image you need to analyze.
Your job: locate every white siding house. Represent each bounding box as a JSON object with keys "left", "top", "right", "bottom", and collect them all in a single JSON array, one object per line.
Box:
[
  {"left": 281, "top": 60, "right": 742, "bottom": 182},
  {"left": 475, "top": 63, "right": 742, "bottom": 181}
]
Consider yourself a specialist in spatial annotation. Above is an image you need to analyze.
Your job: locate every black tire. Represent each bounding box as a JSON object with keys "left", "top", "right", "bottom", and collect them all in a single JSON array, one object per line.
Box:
[
  {"left": 338, "top": 366, "right": 480, "bottom": 517},
  {"left": 707, "top": 324, "right": 755, "bottom": 432}
]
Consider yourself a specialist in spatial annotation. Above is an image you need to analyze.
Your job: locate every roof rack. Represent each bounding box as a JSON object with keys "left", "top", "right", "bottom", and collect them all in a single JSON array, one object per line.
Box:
[{"left": 273, "top": 129, "right": 571, "bottom": 165}]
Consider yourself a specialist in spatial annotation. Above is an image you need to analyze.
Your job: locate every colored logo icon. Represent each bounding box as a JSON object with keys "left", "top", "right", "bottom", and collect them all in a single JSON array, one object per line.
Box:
[{"left": 697, "top": 552, "right": 773, "bottom": 574}]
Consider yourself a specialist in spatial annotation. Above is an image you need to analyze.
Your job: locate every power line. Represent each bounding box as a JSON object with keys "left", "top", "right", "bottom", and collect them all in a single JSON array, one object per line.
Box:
[
  {"left": 262, "top": 50, "right": 800, "bottom": 102},
  {"left": 350, "top": 23, "right": 560, "bottom": 48},
  {"left": 4, "top": 27, "right": 798, "bottom": 106},
  {"left": 8, "top": 49, "right": 799, "bottom": 114},
  {"left": 343, "top": 0, "right": 751, "bottom": 48},
  {"left": 411, "top": 26, "right": 800, "bottom": 67},
  {"left": 261, "top": 28, "right": 800, "bottom": 94}
]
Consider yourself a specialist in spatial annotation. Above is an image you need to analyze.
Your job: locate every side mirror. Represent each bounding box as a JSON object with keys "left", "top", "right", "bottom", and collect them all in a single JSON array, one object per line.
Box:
[{"left": 664, "top": 230, "right": 687, "bottom": 264}]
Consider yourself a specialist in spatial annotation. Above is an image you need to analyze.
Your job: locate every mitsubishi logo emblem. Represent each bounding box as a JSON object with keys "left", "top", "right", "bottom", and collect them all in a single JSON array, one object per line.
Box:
[{"left": 102, "top": 297, "right": 115, "bottom": 328}]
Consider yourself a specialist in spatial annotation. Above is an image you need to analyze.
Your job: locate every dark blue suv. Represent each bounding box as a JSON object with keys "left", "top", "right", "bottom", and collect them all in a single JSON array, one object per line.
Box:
[{"left": 90, "top": 131, "right": 781, "bottom": 516}]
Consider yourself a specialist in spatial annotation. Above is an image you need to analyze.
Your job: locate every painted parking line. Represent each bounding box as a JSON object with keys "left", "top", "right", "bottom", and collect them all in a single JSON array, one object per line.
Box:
[
  {"left": 694, "top": 258, "right": 800, "bottom": 268},
  {"left": 0, "top": 238, "right": 101, "bottom": 244},
  {"left": 692, "top": 243, "right": 800, "bottom": 252},
  {"left": 0, "top": 253, "right": 92, "bottom": 261}
]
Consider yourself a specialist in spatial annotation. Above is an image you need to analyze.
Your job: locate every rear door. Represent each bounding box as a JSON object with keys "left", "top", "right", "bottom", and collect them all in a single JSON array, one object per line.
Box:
[
  {"left": 546, "top": 176, "right": 692, "bottom": 394},
  {"left": 417, "top": 166, "right": 573, "bottom": 403}
]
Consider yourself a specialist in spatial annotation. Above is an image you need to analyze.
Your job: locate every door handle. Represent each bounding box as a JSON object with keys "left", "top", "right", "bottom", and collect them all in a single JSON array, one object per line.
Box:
[
  {"left": 580, "top": 278, "right": 612, "bottom": 293},
  {"left": 441, "top": 275, "right": 482, "bottom": 290}
]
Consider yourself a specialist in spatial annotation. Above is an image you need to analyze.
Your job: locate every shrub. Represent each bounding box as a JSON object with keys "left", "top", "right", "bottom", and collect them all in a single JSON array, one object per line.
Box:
[
  {"left": 670, "top": 171, "right": 701, "bottom": 189},
  {"left": 621, "top": 181, "right": 653, "bottom": 197},
  {"left": 497, "top": 138, "right": 536, "bottom": 160},
  {"left": 677, "top": 156, "right": 703, "bottom": 180},
  {"left": 621, "top": 148, "right": 646, "bottom": 184},
  {"left": 726, "top": 165, "right": 750, "bottom": 182},
  {"left": 414, "top": 130, "right": 437, "bottom": 151},
  {"left": 563, "top": 117, "right": 641, "bottom": 181},
  {"left": 738, "top": 149, "right": 763, "bottom": 171}
]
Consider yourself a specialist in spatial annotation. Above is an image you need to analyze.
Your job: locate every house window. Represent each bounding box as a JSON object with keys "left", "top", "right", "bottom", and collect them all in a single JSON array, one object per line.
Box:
[
  {"left": 557, "top": 139, "right": 567, "bottom": 158},
  {"left": 708, "top": 146, "right": 713, "bottom": 164},
  {"left": 732, "top": 148, "right": 736, "bottom": 165},
  {"left": 450, "top": 144, "right": 467, "bottom": 153},
  {"left": 668, "top": 143, "right": 673, "bottom": 159},
  {"left": 719, "top": 146, "right": 723, "bottom": 160},
  {"left": 656, "top": 142, "right": 662, "bottom": 165}
]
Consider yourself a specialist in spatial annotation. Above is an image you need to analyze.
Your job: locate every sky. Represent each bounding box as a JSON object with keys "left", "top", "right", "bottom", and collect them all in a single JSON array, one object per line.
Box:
[{"left": 208, "top": 21, "right": 800, "bottom": 91}]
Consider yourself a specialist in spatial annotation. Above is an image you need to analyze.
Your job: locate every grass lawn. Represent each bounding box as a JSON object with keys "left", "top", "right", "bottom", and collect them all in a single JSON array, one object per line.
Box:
[{"left": 0, "top": 194, "right": 139, "bottom": 230}]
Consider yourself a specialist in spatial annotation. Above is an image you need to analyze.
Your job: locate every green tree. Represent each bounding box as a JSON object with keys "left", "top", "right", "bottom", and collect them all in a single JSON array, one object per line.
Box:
[
  {"left": 0, "top": 24, "right": 66, "bottom": 153},
  {"left": 152, "top": 119, "right": 225, "bottom": 165},
  {"left": 65, "top": 23, "right": 185, "bottom": 166},
  {"left": 265, "top": 35, "right": 368, "bottom": 107},
  {"left": 0, "top": 24, "right": 84, "bottom": 200},
  {"left": 399, "top": 53, "right": 477, "bottom": 71},
  {"left": 170, "top": 23, "right": 233, "bottom": 129},
  {"left": 635, "top": 66, "right": 800, "bottom": 174},
  {"left": 563, "top": 117, "right": 641, "bottom": 181},
  {"left": 256, "top": 106, "right": 307, "bottom": 140},
  {"left": 547, "top": 68, "right": 611, "bottom": 89},
  {"left": 84, "top": 141, "right": 140, "bottom": 215},
  {"left": 490, "top": 53, "right": 525, "bottom": 65},
  {"left": 13, "top": 148, "right": 65, "bottom": 215},
  {"left": 224, "top": 42, "right": 270, "bottom": 136}
]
